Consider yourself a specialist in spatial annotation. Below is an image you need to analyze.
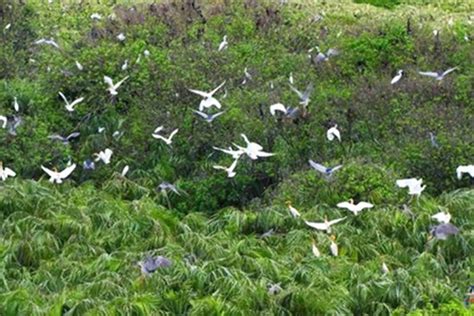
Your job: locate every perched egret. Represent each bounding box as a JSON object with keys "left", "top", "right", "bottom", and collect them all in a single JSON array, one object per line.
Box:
[
  {"left": 234, "top": 134, "right": 275, "bottom": 160},
  {"left": 309, "top": 160, "right": 342, "bottom": 177},
  {"left": 213, "top": 158, "right": 239, "bottom": 178},
  {"left": 418, "top": 67, "right": 458, "bottom": 80},
  {"left": 98, "top": 127, "right": 106, "bottom": 133},
  {"left": 327, "top": 125, "right": 341, "bottom": 141},
  {"left": 212, "top": 146, "right": 244, "bottom": 159},
  {"left": 152, "top": 126, "right": 179, "bottom": 146},
  {"left": 59, "top": 92, "right": 84, "bottom": 112},
  {"left": 0, "top": 162, "right": 16, "bottom": 181},
  {"left": 75, "top": 61, "right": 83, "bottom": 71},
  {"left": 337, "top": 199, "right": 374, "bottom": 216},
  {"left": 34, "top": 38, "right": 59, "bottom": 48},
  {"left": 286, "top": 201, "right": 301, "bottom": 218},
  {"left": 0, "top": 115, "right": 6, "bottom": 128},
  {"left": 93, "top": 148, "right": 113, "bottom": 164},
  {"left": 431, "top": 211, "right": 451, "bottom": 224},
  {"left": 312, "top": 241, "right": 321, "bottom": 257},
  {"left": 314, "top": 47, "right": 339, "bottom": 63},
  {"left": 138, "top": 256, "right": 172, "bottom": 276},
  {"left": 117, "top": 33, "right": 126, "bottom": 41},
  {"left": 396, "top": 178, "right": 426, "bottom": 197},
  {"left": 13, "top": 97, "right": 19, "bottom": 112},
  {"left": 391, "top": 70, "right": 403, "bottom": 84},
  {"left": 241, "top": 67, "right": 252, "bottom": 85},
  {"left": 305, "top": 216, "right": 346, "bottom": 233},
  {"left": 41, "top": 163, "right": 76, "bottom": 184},
  {"left": 289, "top": 83, "right": 313, "bottom": 108},
  {"left": 121, "top": 59, "right": 128, "bottom": 71},
  {"left": 430, "top": 223, "right": 459, "bottom": 240},
  {"left": 48, "top": 132, "right": 80, "bottom": 144},
  {"left": 121, "top": 165, "right": 129, "bottom": 177},
  {"left": 456, "top": 165, "right": 474, "bottom": 180},
  {"left": 104, "top": 75, "right": 129, "bottom": 96},
  {"left": 329, "top": 235, "right": 338, "bottom": 256},
  {"left": 218, "top": 35, "right": 228, "bottom": 51},
  {"left": 188, "top": 81, "right": 225, "bottom": 111},
  {"left": 192, "top": 110, "right": 225, "bottom": 123}
]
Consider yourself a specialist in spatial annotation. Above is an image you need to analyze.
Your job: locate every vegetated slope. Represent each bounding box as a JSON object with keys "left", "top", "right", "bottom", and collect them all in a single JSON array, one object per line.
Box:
[{"left": 0, "top": 0, "right": 473, "bottom": 315}]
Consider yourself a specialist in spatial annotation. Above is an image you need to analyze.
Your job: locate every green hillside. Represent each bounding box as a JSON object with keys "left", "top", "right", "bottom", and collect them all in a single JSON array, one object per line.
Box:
[{"left": 0, "top": 0, "right": 473, "bottom": 315}]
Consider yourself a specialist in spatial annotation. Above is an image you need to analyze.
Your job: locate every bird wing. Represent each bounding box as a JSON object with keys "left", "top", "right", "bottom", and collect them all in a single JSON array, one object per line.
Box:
[
  {"left": 0, "top": 116, "right": 6, "bottom": 128},
  {"left": 289, "top": 84, "right": 304, "bottom": 99},
  {"left": 104, "top": 76, "right": 114, "bottom": 88},
  {"left": 213, "top": 165, "right": 226, "bottom": 171},
  {"left": 305, "top": 221, "right": 327, "bottom": 230},
  {"left": 418, "top": 71, "right": 439, "bottom": 78},
  {"left": 328, "top": 217, "right": 347, "bottom": 226},
  {"left": 41, "top": 165, "right": 57, "bottom": 178},
  {"left": 104, "top": 149, "right": 113, "bottom": 159},
  {"left": 153, "top": 125, "right": 164, "bottom": 134},
  {"left": 187, "top": 88, "right": 208, "bottom": 98},
  {"left": 121, "top": 165, "right": 129, "bottom": 177},
  {"left": 59, "top": 163, "right": 76, "bottom": 179},
  {"left": 69, "top": 97, "right": 84, "bottom": 108},
  {"left": 114, "top": 76, "right": 129, "bottom": 89},
  {"left": 309, "top": 160, "right": 327, "bottom": 173},
  {"left": 168, "top": 129, "right": 179, "bottom": 141},
  {"left": 66, "top": 132, "right": 80, "bottom": 140},
  {"left": 302, "top": 83, "right": 314, "bottom": 100},
  {"left": 330, "top": 165, "right": 343, "bottom": 173},
  {"left": 209, "top": 81, "right": 226, "bottom": 96},
  {"left": 210, "top": 111, "right": 225, "bottom": 120},
  {"left": 48, "top": 134, "right": 66, "bottom": 141},
  {"left": 228, "top": 158, "right": 239, "bottom": 171},
  {"left": 269, "top": 103, "right": 287, "bottom": 116},
  {"left": 442, "top": 67, "right": 458, "bottom": 77},
  {"left": 192, "top": 110, "right": 208, "bottom": 119},
  {"left": 4, "top": 167, "right": 16, "bottom": 177},
  {"left": 336, "top": 202, "right": 352, "bottom": 209},
  {"left": 396, "top": 178, "right": 417, "bottom": 188},
  {"left": 256, "top": 151, "right": 275, "bottom": 157},
  {"left": 315, "top": 52, "right": 327, "bottom": 62},
  {"left": 357, "top": 202, "right": 374, "bottom": 209},
  {"left": 58, "top": 92, "right": 69, "bottom": 104}
]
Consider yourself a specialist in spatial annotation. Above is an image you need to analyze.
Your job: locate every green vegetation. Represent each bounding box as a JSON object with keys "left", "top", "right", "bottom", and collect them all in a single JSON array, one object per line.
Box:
[{"left": 0, "top": 0, "right": 473, "bottom": 315}]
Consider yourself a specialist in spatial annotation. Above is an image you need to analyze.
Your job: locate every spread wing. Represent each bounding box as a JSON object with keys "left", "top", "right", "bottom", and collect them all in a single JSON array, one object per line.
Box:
[
  {"left": 442, "top": 67, "right": 458, "bottom": 77},
  {"left": 418, "top": 71, "right": 439, "bottom": 78},
  {"left": 66, "top": 132, "right": 80, "bottom": 140},
  {"left": 4, "top": 167, "right": 16, "bottom": 177},
  {"left": 193, "top": 110, "right": 208, "bottom": 119},
  {"left": 41, "top": 165, "right": 57, "bottom": 178},
  {"left": 210, "top": 111, "right": 225, "bottom": 120},
  {"left": 328, "top": 217, "right": 346, "bottom": 226},
  {"left": 187, "top": 88, "right": 208, "bottom": 98},
  {"left": 357, "top": 202, "right": 373, "bottom": 209},
  {"left": 104, "top": 76, "right": 114, "bottom": 88},
  {"left": 396, "top": 178, "right": 416, "bottom": 188},
  {"left": 269, "top": 103, "right": 287, "bottom": 116},
  {"left": 309, "top": 160, "right": 327, "bottom": 173},
  {"left": 59, "top": 163, "right": 76, "bottom": 179},
  {"left": 289, "top": 84, "right": 304, "bottom": 99},
  {"left": 304, "top": 221, "right": 327, "bottom": 230},
  {"left": 114, "top": 76, "right": 129, "bottom": 89},
  {"left": 58, "top": 92, "right": 68, "bottom": 104},
  {"left": 168, "top": 129, "right": 179, "bottom": 140},
  {"left": 336, "top": 202, "right": 352, "bottom": 210},
  {"left": 209, "top": 81, "right": 226, "bottom": 96}
]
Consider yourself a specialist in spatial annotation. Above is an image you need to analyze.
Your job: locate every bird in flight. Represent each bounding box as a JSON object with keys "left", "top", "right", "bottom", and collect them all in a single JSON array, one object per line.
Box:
[
  {"left": 309, "top": 160, "right": 342, "bottom": 177},
  {"left": 0, "top": 161, "right": 16, "bottom": 181},
  {"left": 327, "top": 125, "right": 341, "bottom": 142},
  {"left": 212, "top": 146, "right": 244, "bottom": 160},
  {"left": 233, "top": 134, "right": 274, "bottom": 160},
  {"left": 58, "top": 92, "right": 84, "bottom": 112},
  {"left": 188, "top": 81, "right": 226, "bottom": 111},
  {"left": 337, "top": 199, "right": 374, "bottom": 216},
  {"left": 305, "top": 216, "right": 346, "bottom": 234},
  {"left": 396, "top": 178, "right": 426, "bottom": 197},
  {"left": 193, "top": 110, "right": 225, "bottom": 123},
  {"left": 418, "top": 67, "right": 458, "bottom": 80},
  {"left": 213, "top": 158, "right": 239, "bottom": 178},
  {"left": 104, "top": 75, "right": 129, "bottom": 96},
  {"left": 289, "top": 83, "right": 313, "bottom": 108},
  {"left": 48, "top": 132, "right": 80, "bottom": 144},
  {"left": 93, "top": 148, "right": 113, "bottom": 164},
  {"left": 41, "top": 163, "right": 76, "bottom": 184},
  {"left": 34, "top": 38, "right": 59, "bottom": 49},
  {"left": 152, "top": 126, "right": 179, "bottom": 146}
]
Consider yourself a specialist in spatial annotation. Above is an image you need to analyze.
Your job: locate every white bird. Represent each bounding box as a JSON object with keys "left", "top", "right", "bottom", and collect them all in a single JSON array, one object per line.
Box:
[
  {"left": 75, "top": 61, "right": 83, "bottom": 71},
  {"left": 234, "top": 134, "right": 274, "bottom": 160},
  {"left": 193, "top": 110, "right": 225, "bottom": 123},
  {"left": 90, "top": 13, "right": 102, "bottom": 20},
  {"left": 13, "top": 97, "right": 19, "bottom": 112},
  {"left": 98, "top": 127, "right": 106, "bottom": 133},
  {"left": 309, "top": 160, "right": 342, "bottom": 177},
  {"left": 289, "top": 72, "right": 294, "bottom": 84},
  {"left": 269, "top": 103, "right": 288, "bottom": 116},
  {"left": 152, "top": 126, "right": 179, "bottom": 146},
  {"left": 121, "top": 59, "right": 128, "bottom": 71},
  {"left": 104, "top": 75, "right": 129, "bottom": 95},
  {"left": 418, "top": 67, "right": 458, "bottom": 80},
  {"left": 213, "top": 158, "right": 239, "bottom": 178},
  {"left": 312, "top": 241, "right": 321, "bottom": 257},
  {"left": 34, "top": 38, "right": 59, "bottom": 48},
  {"left": 0, "top": 161, "right": 16, "bottom": 181},
  {"left": 121, "top": 165, "right": 129, "bottom": 177},
  {"left": 381, "top": 262, "right": 389, "bottom": 274},
  {"left": 212, "top": 146, "right": 244, "bottom": 160},
  {"left": 144, "top": 50, "right": 150, "bottom": 57},
  {"left": 327, "top": 125, "right": 341, "bottom": 142},
  {"left": 456, "top": 165, "right": 474, "bottom": 180},
  {"left": 431, "top": 211, "right": 451, "bottom": 224},
  {"left": 285, "top": 201, "right": 301, "bottom": 218},
  {"left": 218, "top": 35, "right": 228, "bottom": 51},
  {"left": 0, "top": 115, "right": 7, "bottom": 128},
  {"left": 314, "top": 47, "right": 339, "bottom": 63},
  {"left": 289, "top": 83, "right": 313, "bottom": 108},
  {"left": 305, "top": 217, "right": 346, "bottom": 233},
  {"left": 337, "top": 199, "right": 373, "bottom": 215},
  {"left": 329, "top": 236, "right": 338, "bottom": 256},
  {"left": 396, "top": 178, "right": 426, "bottom": 196},
  {"left": 5, "top": 23, "right": 11, "bottom": 30},
  {"left": 241, "top": 67, "right": 252, "bottom": 85},
  {"left": 59, "top": 92, "right": 84, "bottom": 112},
  {"left": 391, "top": 69, "right": 403, "bottom": 84},
  {"left": 188, "top": 81, "right": 225, "bottom": 111},
  {"left": 117, "top": 33, "right": 126, "bottom": 41},
  {"left": 41, "top": 163, "right": 76, "bottom": 184},
  {"left": 93, "top": 148, "right": 113, "bottom": 164}
]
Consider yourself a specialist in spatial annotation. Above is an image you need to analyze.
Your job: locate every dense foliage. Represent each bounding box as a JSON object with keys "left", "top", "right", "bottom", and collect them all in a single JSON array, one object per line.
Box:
[{"left": 0, "top": 0, "right": 473, "bottom": 315}]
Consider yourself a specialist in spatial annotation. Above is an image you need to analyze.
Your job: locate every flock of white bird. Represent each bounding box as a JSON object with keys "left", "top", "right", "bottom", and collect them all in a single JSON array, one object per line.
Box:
[{"left": 1, "top": 22, "right": 472, "bottom": 273}]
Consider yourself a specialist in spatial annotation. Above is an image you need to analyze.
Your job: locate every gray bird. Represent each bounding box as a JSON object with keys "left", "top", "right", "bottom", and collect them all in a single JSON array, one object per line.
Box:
[
  {"left": 428, "top": 132, "right": 440, "bottom": 148},
  {"left": 314, "top": 47, "right": 339, "bottom": 63},
  {"left": 309, "top": 160, "right": 342, "bottom": 177},
  {"left": 192, "top": 110, "right": 225, "bottom": 123},
  {"left": 158, "top": 182, "right": 181, "bottom": 195},
  {"left": 7, "top": 116, "right": 22, "bottom": 136},
  {"left": 430, "top": 223, "right": 460, "bottom": 240},
  {"left": 48, "top": 132, "right": 80, "bottom": 144},
  {"left": 138, "top": 256, "right": 172, "bottom": 276},
  {"left": 83, "top": 159, "right": 95, "bottom": 170},
  {"left": 289, "top": 83, "right": 314, "bottom": 108}
]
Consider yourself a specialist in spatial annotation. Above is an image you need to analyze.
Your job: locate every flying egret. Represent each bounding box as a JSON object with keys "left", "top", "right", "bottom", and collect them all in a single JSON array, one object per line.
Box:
[
  {"left": 13, "top": 97, "right": 19, "bottom": 112},
  {"left": 218, "top": 35, "right": 228, "bottom": 51},
  {"left": 188, "top": 81, "right": 225, "bottom": 111},
  {"left": 418, "top": 67, "right": 458, "bottom": 80},
  {"left": 391, "top": 70, "right": 403, "bottom": 84},
  {"left": 241, "top": 67, "right": 252, "bottom": 85},
  {"left": 289, "top": 83, "right": 313, "bottom": 108},
  {"left": 48, "top": 132, "right": 80, "bottom": 144},
  {"left": 0, "top": 115, "right": 6, "bottom": 128},
  {"left": 312, "top": 241, "right": 321, "bottom": 257},
  {"left": 75, "top": 61, "right": 83, "bottom": 71},
  {"left": 58, "top": 92, "right": 84, "bottom": 112},
  {"left": 314, "top": 47, "right": 339, "bottom": 63},
  {"left": 337, "top": 199, "right": 374, "bottom": 215},
  {"left": 152, "top": 126, "right": 179, "bottom": 146},
  {"left": 396, "top": 178, "right": 426, "bottom": 197},
  {"left": 234, "top": 134, "right": 275, "bottom": 160},
  {"left": 213, "top": 158, "right": 239, "bottom": 178},
  {"left": 138, "top": 256, "right": 172, "bottom": 276},
  {"left": 327, "top": 125, "right": 341, "bottom": 141},
  {"left": 429, "top": 223, "right": 459, "bottom": 240},
  {"left": 286, "top": 201, "right": 301, "bottom": 218},
  {"left": 309, "top": 160, "right": 342, "bottom": 177},
  {"left": 104, "top": 75, "right": 129, "bottom": 95},
  {"left": 93, "top": 148, "right": 113, "bottom": 164},
  {"left": 41, "top": 163, "right": 76, "bottom": 184},
  {"left": 158, "top": 182, "right": 181, "bottom": 195},
  {"left": 431, "top": 211, "right": 451, "bottom": 224},
  {"left": 193, "top": 110, "right": 225, "bottom": 123},
  {"left": 456, "top": 165, "right": 474, "bottom": 180},
  {"left": 269, "top": 103, "right": 288, "bottom": 116},
  {"left": 212, "top": 146, "right": 244, "bottom": 159},
  {"left": 329, "top": 235, "right": 338, "bottom": 256},
  {"left": 0, "top": 162, "right": 16, "bottom": 181},
  {"left": 34, "top": 38, "right": 59, "bottom": 48},
  {"left": 117, "top": 33, "right": 126, "bottom": 41},
  {"left": 83, "top": 159, "right": 95, "bottom": 170},
  {"left": 305, "top": 216, "right": 346, "bottom": 234}
]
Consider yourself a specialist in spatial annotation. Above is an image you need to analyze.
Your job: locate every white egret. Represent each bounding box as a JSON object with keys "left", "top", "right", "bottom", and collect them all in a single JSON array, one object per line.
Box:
[
  {"left": 456, "top": 165, "right": 474, "bottom": 179},
  {"left": 391, "top": 70, "right": 403, "bottom": 84},
  {"left": 218, "top": 35, "right": 228, "bottom": 51},
  {"left": 121, "top": 59, "right": 128, "bottom": 71},
  {"left": 98, "top": 127, "right": 106, "bottom": 133},
  {"left": 381, "top": 262, "right": 389, "bottom": 274},
  {"left": 121, "top": 165, "right": 129, "bottom": 177},
  {"left": 193, "top": 110, "right": 225, "bottom": 123},
  {"left": 93, "top": 148, "right": 113, "bottom": 164},
  {"left": 285, "top": 201, "right": 301, "bottom": 218},
  {"left": 267, "top": 283, "right": 282, "bottom": 295},
  {"left": 327, "top": 125, "right": 341, "bottom": 141},
  {"left": 13, "top": 97, "right": 19, "bottom": 112},
  {"left": 117, "top": 33, "right": 126, "bottom": 41},
  {"left": 337, "top": 199, "right": 373, "bottom": 216},
  {"left": 305, "top": 216, "right": 346, "bottom": 233},
  {"left": 5, "top": 23, "right": 11, "bottom": 30},
  {"left": 309, "top": 160, "right": 342, "bottom": 177},
  {"left": 312, "top": 241, "right": 321, "bottom": 257},
  {"left": 289, "top": 83, "right": 313, "bottom": 108},
  {"left": 213, "top": 158, "right": 239, "bottom": 178},
  {"left": 0, "top": 162, "right": 16, "bottom": 181},
  {"left": 234, "top": 134, "right": 274, "bottom": 160},
  {"left": 431, "top": 211, "right": 451, "bottom": 224},
  {"left": 329, "top": 235, "right": 338, "bottom": 256},
  {"left": 104, "top": 75, "right": 129, "bottom": 95},
  {"left": 396, "top": 178, "right": 426, "bottom": 196},
  {"left": 75, "top": 61, "right": 83, "bottom": 71},
  {"left": 241, "top": 67, "right": 252, "bottom": 85},
  {"left": 41, "top": 163, "right": 76, "bottom": 184},
  {"left": 59, "top": 92, "right": 84, "bottom": 112},
  {"left": 188, "top": 81, "right": 225, "bottom": 111},
  {"left": 34, "top": 38, "right": 59, "bottom": 48},
  {"left": 158, "top": 182, "right": 181, "bottom": 195},
  {"left": 289, "top": 72, "right": 294, "bottom": 84},
  {"left": 0, "top": 115, "right": 7, "bottom": 128},
  {"left": 269, "top": 103, "right": 288, "bottom": 116},
  {"left": 418, "top": 67, "right": 458, "bottom": 80},
  {"left": 152, "top": 126, "right": 179, "bottom": 146}
]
